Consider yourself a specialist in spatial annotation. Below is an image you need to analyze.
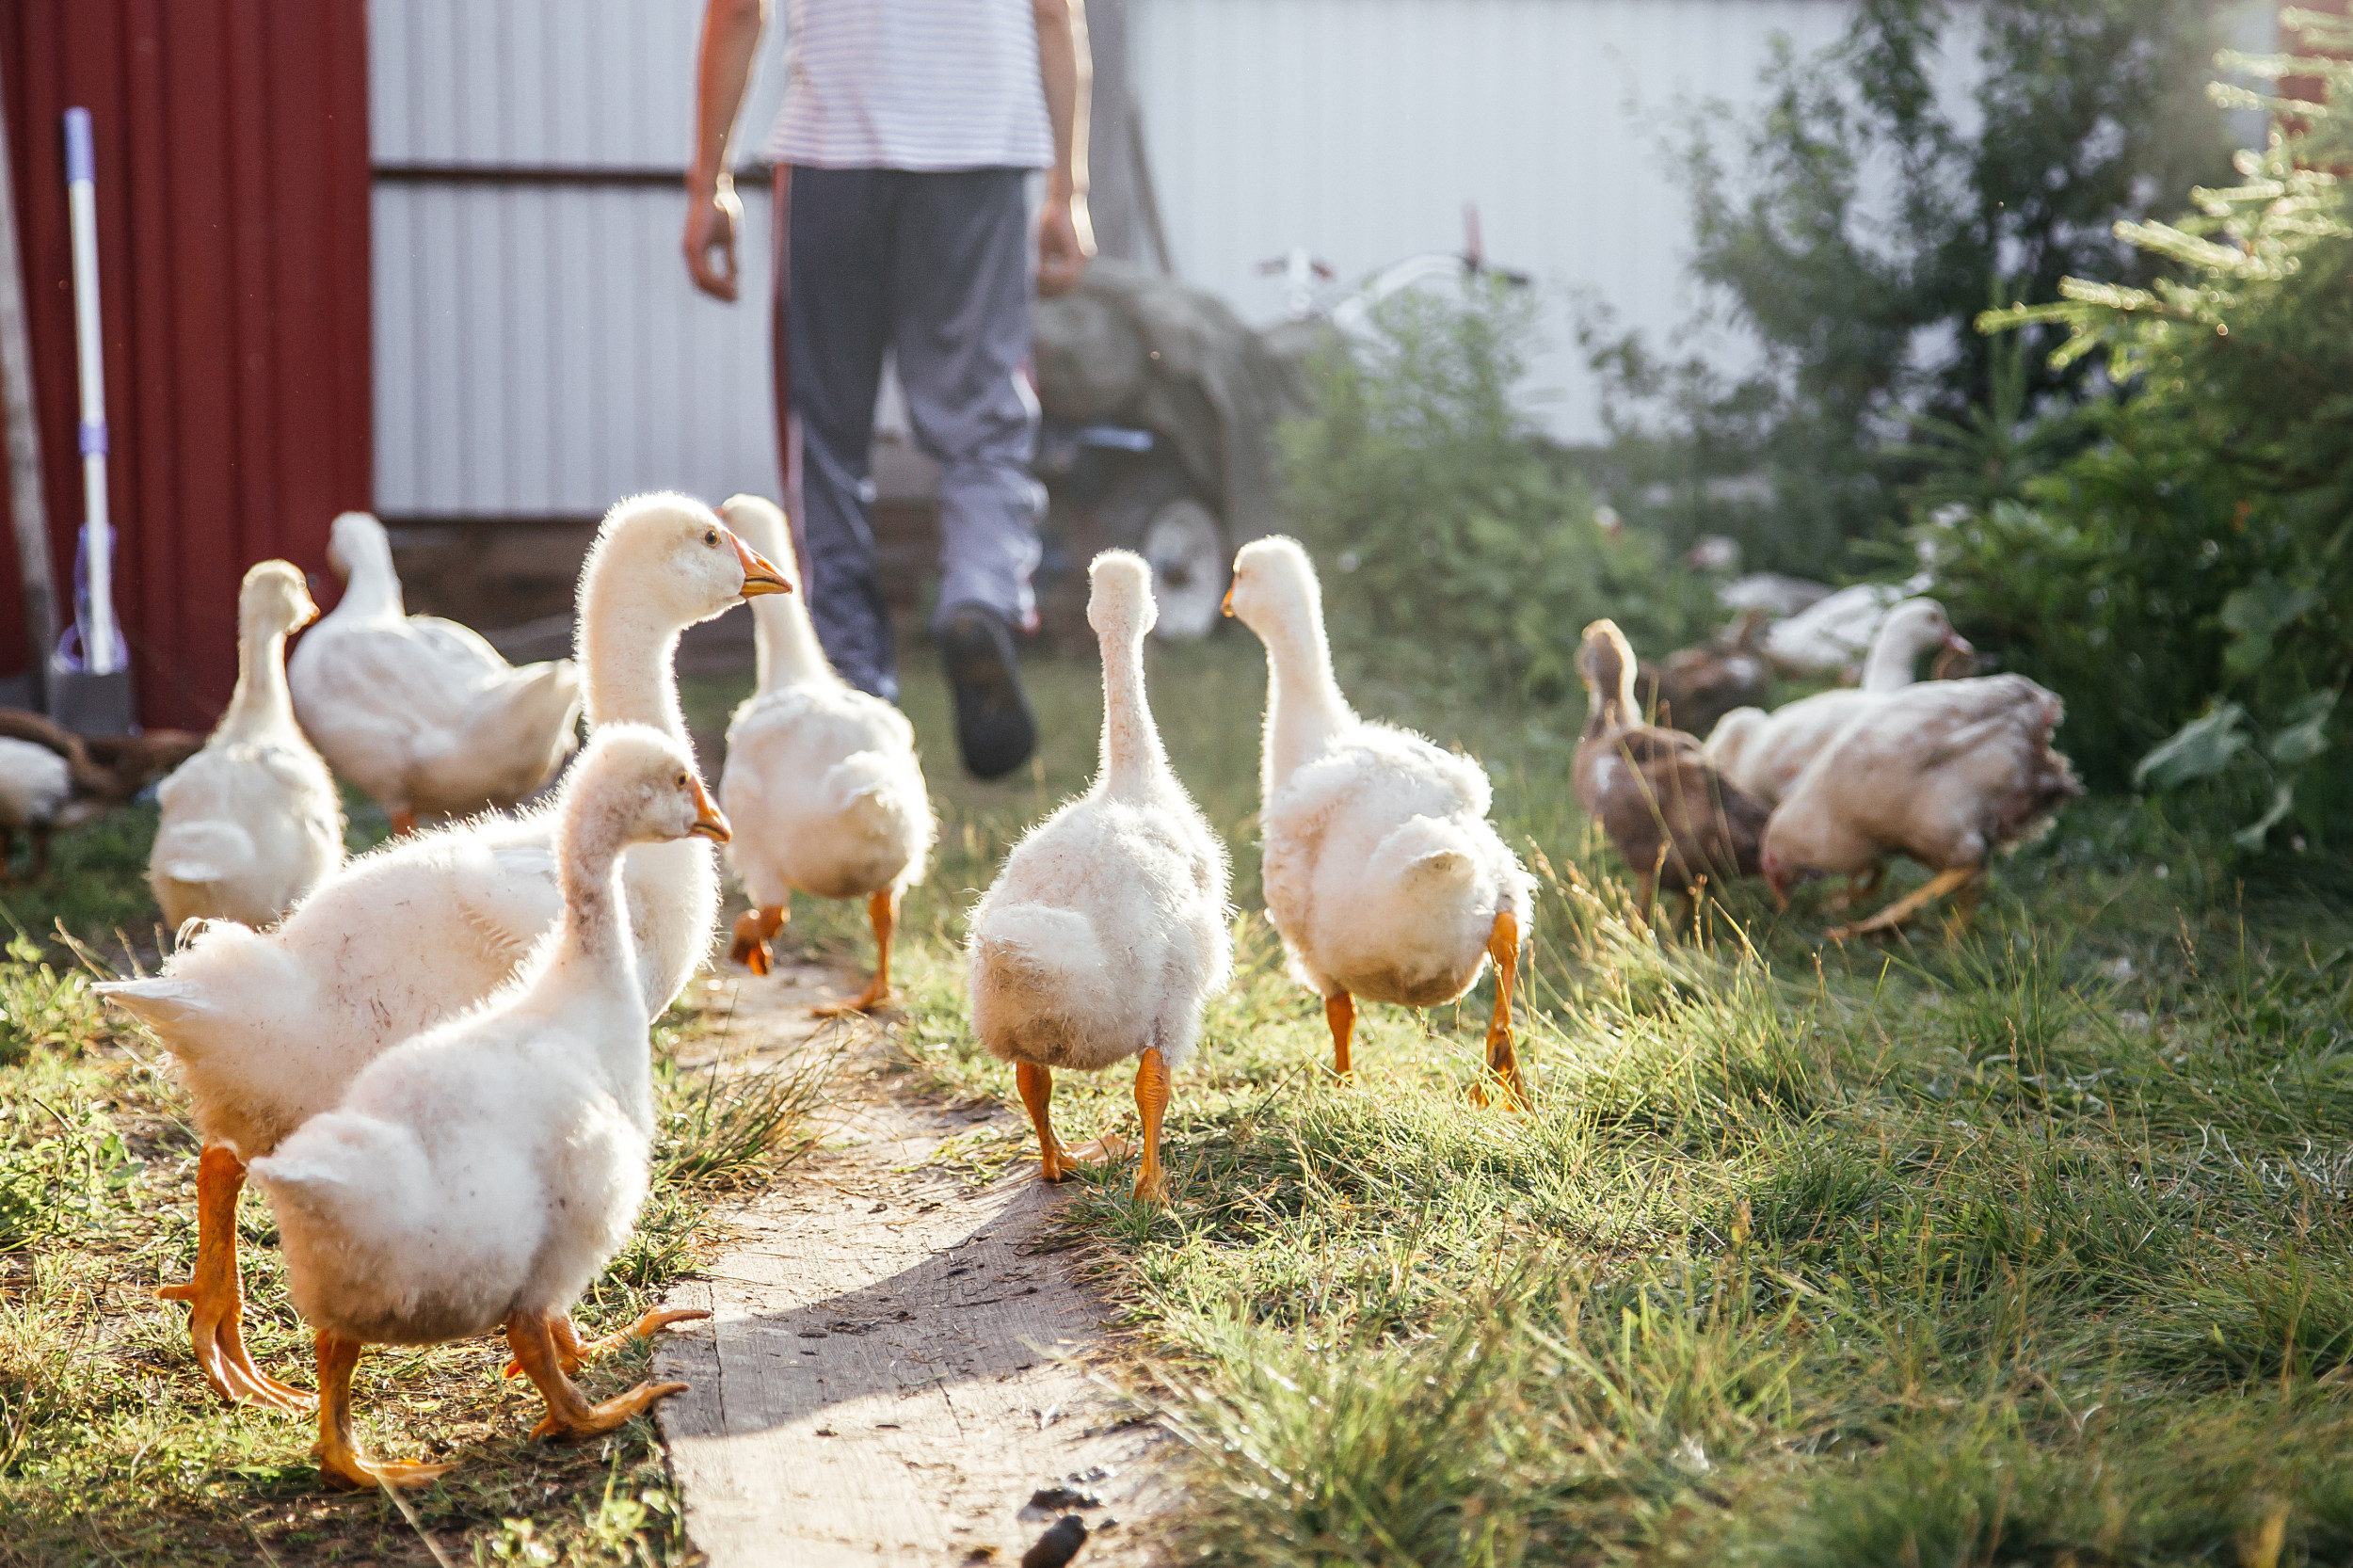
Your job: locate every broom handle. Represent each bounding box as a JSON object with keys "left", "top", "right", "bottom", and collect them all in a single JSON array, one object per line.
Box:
[
  {"left": 63, "top": 109, "right": 114, "bottom": 677},
  {"left": 0, "top": 72, "right": 56, "bottom": 701}
]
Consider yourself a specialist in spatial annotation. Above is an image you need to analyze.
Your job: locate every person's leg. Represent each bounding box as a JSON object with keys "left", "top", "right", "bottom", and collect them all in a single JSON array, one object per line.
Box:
[
  {"left": 892, "top": 168, "right": 1044, "bottom": 776},
  {"left": 778, "top": 166, "right": 900, "bottom": 700}
]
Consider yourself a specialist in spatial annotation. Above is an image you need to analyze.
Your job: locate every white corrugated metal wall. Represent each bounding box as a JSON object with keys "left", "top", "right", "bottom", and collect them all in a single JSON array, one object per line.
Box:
[
  {"left": 370, "top": 0, "right": 787, "bottom": 520},
  {"left": 1132, "top": 0, "right": 1870, "bottom": 441},
  {"left": 367, "top": 0, "right": 2269, "bottom": 513}
]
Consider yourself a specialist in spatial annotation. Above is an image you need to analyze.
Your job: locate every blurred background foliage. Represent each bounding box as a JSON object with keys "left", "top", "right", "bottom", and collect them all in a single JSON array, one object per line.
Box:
[
  {"left": 1581, "top": 0, "right": 2233, "bottom": 575},
  {"left": 1276, "top": 1, "right": 2352, "bottom": 852},
  {"left": 1280, "top": 282, "right": 1714, "bottom": 704}
]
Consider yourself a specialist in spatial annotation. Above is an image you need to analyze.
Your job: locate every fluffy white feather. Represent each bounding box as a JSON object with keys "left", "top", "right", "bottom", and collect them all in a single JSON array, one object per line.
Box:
[
  {"left": 0, "top": 738, "right": 72, "bottom": 832},
  {"left": 1708, "top": 598, "right": 1969, "bottom": 805},
  {"left": 102, "top": 494, "right": 785, "bottom": 1154},
  {"left": 1225, "top": 536, "right": 1531, "bottom": 1012},
  {"left": 148, "top": 562, "right": 344, "bottom": 931},
  {"left": 288, "top": 512, "right": 582, "bottom": 825},
  {"left": 968, "top": 552, "right": 1232, "bottom": 1077},
  {"left": 718, "top": 494, "right": 934, "bottom": 907},
  {"left": 248, "top": 726, "right": 715, "bottom": 1351}
]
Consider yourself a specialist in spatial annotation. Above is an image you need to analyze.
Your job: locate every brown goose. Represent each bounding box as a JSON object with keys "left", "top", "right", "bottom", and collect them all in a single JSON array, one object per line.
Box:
[{"left": 1576, "top": 619, "right": 1771, "bottom": 925}]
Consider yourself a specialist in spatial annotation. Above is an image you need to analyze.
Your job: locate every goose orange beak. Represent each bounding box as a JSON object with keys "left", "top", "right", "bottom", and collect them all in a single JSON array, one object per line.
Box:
[
  {"left": 688, "top": 776, "right": 732, "bottom": 843},
  {"left": 1221, "top": 585, "right": 1235, "bottom": 617},
  {"left": 728, "top": 529, "right": 792, "bottom": 597}
]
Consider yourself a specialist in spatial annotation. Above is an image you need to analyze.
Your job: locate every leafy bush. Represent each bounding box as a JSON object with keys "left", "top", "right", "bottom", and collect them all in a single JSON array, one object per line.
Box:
[
  {"left": 1280, "top": 282, "right": 1710, "bottom": 700},
  {"left": 1942, "top": 10, "right": 2353, "bottom": 836},
  {"left": 1585, "top": 0, "right": 2230, "bottom": 571}
]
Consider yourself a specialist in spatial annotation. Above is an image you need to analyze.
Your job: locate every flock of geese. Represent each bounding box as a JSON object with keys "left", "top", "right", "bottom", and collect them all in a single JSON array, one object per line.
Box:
[{"left": 72, "top": 490, "right": 2081, "bottom": 1491}]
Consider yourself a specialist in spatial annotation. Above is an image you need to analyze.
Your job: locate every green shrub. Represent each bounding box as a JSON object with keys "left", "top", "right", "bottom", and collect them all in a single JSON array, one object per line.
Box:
[
  {"left": 1280, "top": 282, "right": 1711, "bottom": 700},
  {"left": 1948, "top": 11, "right": 2353, "bottom": 837}
]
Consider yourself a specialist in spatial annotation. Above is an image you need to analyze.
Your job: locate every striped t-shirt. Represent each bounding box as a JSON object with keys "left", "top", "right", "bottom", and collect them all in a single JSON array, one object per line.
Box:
[{"left": 761, "top": 0, "right": 1055, "bottom": 172}]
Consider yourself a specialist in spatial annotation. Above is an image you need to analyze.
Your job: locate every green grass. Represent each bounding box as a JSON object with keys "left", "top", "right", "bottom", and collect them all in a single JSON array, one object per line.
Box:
[
  {"left": 4, "top": 624, "right": 2348, "bottom": 1564},
  {"left": 0, "top": 899, "right": 827, "bottom": 1565},
  {"left": 697, "top": 628, "right": 2353, "bottom": 1568}
]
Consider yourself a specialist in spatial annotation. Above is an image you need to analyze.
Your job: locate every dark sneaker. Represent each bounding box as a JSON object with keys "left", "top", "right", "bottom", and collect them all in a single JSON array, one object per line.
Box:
[{"left": 939, "top": 603, "right": 1037, "bottom": 779}]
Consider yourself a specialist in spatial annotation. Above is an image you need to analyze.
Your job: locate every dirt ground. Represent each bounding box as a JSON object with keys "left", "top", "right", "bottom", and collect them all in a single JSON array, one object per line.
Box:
[{"left": 653, "top": 963, "right": 1168, "bottom": 1568}]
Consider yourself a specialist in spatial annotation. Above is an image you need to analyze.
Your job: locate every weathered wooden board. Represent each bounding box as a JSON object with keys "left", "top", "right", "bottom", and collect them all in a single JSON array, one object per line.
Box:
[{"left": 657, "top": 974, "right": 1166, "bottom": 1567}]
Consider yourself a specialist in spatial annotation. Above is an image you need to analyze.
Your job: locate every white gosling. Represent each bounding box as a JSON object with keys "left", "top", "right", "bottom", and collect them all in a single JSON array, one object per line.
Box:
[
  {"left": 97, "top": 493, "right": 788, "bottom": 1409},
  {"left": 716, "top": 494, "right": 935, "bottom": 1013},
  {"left": 1223, "top": 537, "right": 1534, "bottom": 1100},
  {"left": 1705, "top": 598, "right": 1972, "bottom": 806},
  {"left": 248, "top": 726, "right": 728, "bottom": 1491},
  {"left": 289, "top": 511, "right": 583, "bottom": 835},
  {"left": 0, "top": 738, "right": 94, "bottom": 882},
  {"left": 967, "top": 551, "right": 1232, "bottom": 1203},
  {"left": 149, "top": 562, "right": 345, "bottom": 932}
]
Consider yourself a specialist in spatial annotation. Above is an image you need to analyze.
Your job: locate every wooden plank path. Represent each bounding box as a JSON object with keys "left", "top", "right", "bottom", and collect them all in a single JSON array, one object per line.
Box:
[{"left": 654, "top": 968, "right": 1167, "bottom": 1566}]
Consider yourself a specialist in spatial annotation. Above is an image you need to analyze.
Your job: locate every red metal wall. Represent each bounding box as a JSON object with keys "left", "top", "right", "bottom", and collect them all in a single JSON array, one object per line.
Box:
[{"left": 0, "top": 0, "right": 370, "bottom": 730}]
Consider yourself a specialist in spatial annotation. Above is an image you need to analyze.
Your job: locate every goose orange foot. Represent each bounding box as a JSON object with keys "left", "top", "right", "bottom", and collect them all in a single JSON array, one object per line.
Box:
[
  {"left": 506, "top": 1310, "right": 691, "bottom": 1442},
  {"left": 163, "top": 1144, "right": 313, "bottom": 1409},
  {"left": 811, "top": 891, "right": 898, "bottom": 1016},
  {"left": 1016, "top": 1062, "right": 1131, "bottom": 1184},
  {"left": 1467, "top": 911, "right": 1528, "bottom": 1112},
  {"left": 729, "top": 905, "right": 787, "bottom": 976},
  {"left": 501, "top": 1306, "right": 712, "bottom": 1379},
  {"left": 312, "top": 1332, "right": 453, "bottom": 1492}
]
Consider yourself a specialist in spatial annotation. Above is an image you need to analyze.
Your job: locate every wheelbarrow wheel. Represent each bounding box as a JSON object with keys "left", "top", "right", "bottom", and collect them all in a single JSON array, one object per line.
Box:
[{"left": 1140, "top": 497, "right": 1227, "bottom": 643}]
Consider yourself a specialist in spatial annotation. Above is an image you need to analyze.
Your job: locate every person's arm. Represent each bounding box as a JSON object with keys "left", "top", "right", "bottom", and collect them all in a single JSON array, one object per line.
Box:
[
  {"left": 1033, "top": 0, "right": 1094, "bottom": 296},
  {"left": 684, "top": 0, "right": 769, "bottom": 302}
]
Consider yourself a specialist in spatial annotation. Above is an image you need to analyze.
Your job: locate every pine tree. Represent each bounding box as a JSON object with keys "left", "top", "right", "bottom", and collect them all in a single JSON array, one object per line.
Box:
[{"left": 1969, "top": 9, "right": 2353, "bottom": 841}]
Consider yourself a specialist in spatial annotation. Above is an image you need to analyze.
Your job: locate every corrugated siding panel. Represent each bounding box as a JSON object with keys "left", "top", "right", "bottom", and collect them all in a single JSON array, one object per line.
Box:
[
  {"left": 1132, "top": 0, "right": 1871, "bottom": 440},
  {"left": 0, "top": 0, "right": 371, "bottom": 729},
  {"left": 368, "top": 0, "right": 789, "bottom": 520}
]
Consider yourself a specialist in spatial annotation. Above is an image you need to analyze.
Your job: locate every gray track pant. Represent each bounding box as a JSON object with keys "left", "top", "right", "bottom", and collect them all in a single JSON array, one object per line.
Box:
[{"left": 771, "top": 165, "right": 1046, "bottom": 702}]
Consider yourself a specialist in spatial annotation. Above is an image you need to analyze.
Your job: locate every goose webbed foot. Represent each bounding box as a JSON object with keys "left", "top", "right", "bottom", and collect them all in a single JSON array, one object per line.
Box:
[
  {"left": 506, "top": 1310, "right": 690, "bottom": 1442},
  {"left": 728, "top": 904, "right": 787, "bottom": 976},
  {"left": 160, "top": 1144, "right": 313, "bottom": 1409},
  {"left": 312, "top": 1332, "right": 452, "bottom": 1491},
  {"left": 1468, "top": 911, "right": 1527, "bottom": 1112},
  {"left": 502, "top": 1305, "right": 710, "bottom": 1379}
]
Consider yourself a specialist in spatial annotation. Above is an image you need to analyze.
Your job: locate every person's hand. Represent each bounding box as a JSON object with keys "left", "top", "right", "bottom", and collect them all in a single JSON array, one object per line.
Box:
[
  {"left": 684, "top": 176, "right": 744, "bottom": 301},
  {"left": 1035, "top": 191, "right": 1093, "bottom": 296}
]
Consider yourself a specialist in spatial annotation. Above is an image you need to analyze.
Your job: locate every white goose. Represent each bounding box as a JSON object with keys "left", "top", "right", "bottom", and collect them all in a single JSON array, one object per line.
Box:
[
  {"left": 1764, "top": 674, "right": 2083, "bottom": 937},
  {"left": 250, "top": 726, "right": 728, "bottom": 1490},
  {"left": 716, "top": 495, "right": 934, "bottom": 1013},
  {"left": 289, "top": 511, "right": 583, "bottom": 834},
  {"left": 1705, "top": 598, "right": 1972, "bottom": 805},
  {"left": 0, "top": 738, "right": 88, "bottom": 882},
  {"left": 1223, "top": 537, "right": 1533, "bottom": 1100},
  {"left": 149, "top": 562, "right": 345, "bottom": 931},
  {"left": 97, "top": 493, "right": 788, "bottom": 1409},
  {"left": 968, "top": 552, "right": 1232, "bottom": 1203}
]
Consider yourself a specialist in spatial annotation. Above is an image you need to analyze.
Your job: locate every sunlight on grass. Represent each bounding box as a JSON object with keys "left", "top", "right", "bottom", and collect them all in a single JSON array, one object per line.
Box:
[
  {"left": 0, "top": 977, "right": 824, "bottom": 1565},
  {"left": 719, "top": 628, "right": 2353, "bottom": 1568},
  {"left": 4, "top": 624, "right": 2351, "bottom": 1563}
]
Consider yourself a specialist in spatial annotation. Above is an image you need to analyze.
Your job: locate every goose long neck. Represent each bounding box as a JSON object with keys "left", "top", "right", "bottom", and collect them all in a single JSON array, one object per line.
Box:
[
  {"left": 752, "top": 581, "right": 829, "bottom": 695},
  {"left": 335, "top": 536, "right": 405, "bottom": 620},
  {"left": 579, "top": 570, "right": 686, "bottom": 744},
  {"left": 1259, "top": 596, "right": 1353, "bottom": 801},
  {"left": 1861, "top": 632, "right": 1921, "bottom": 694},
  {"left": 1585, "top": 657, "right": 1636, "bottom": 739},
  {"left": 218, "top": 614, "right": 296, "bottom": 742},
  {"left": 1096, "top": 625, "right": 1163, "bottom": 799},
  {"left": 534, "top": 813, "right": 650, "bottom": 1079},
  {"left": 725, "top": 506, "right": 829, "bottom": 694}
]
